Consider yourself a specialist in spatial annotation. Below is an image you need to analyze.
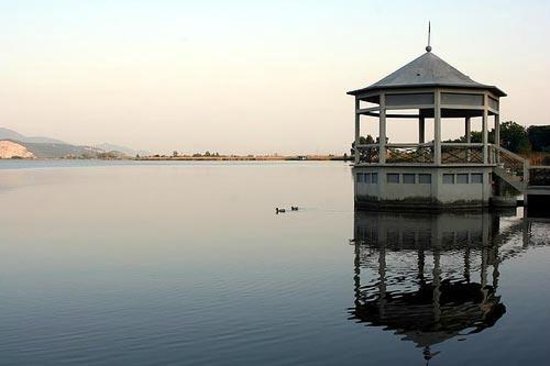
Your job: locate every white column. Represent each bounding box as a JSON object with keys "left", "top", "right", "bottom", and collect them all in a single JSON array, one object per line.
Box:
[
  {"left": 434, "top": 90, "right": 441, "bottom": 165},
  {"left": 482, "top": 94, "right": 489, "bottom": 164},
  {"left": 465, "top": 116, "right": 472, "bottom": 162},
  {"left": 465, "top": 117, "right": 471, "bottom": 143},
  {"left": 419, "top": 116, "right": 425, "bottom": 144},
  {"left": 495, "top": 113, "right": 500, "bottom": 147},
  {"left": 379, "top": 93, "right": 387, "bottom": 164},
  {"left": 354, "top": 98, "right": 360, "bottom": 164},
  {"left": 495, "top": 113, "right": 500, "bottom": 164}
]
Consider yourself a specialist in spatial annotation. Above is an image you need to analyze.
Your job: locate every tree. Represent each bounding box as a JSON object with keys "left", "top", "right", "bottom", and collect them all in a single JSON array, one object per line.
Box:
[
  {"left": 527, "top": 125, "right": 550, "bottom": 152},
  {"left": 499, "top": 121, "right": 531, "bottom": 154},
  {"left": 351, "top": 135, "right": 375, "bottom": 156},
  {"left": 173, "top": 150, "right": 179, "bottom": 157},
  {"left": 444, "top": 121, "right": 530, "bottom": 154}
]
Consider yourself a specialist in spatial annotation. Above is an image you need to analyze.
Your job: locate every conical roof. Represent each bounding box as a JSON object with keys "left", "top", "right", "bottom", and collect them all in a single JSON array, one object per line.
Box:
[{"left": 348, "top": 51, "right": 506, "bottom": 97}]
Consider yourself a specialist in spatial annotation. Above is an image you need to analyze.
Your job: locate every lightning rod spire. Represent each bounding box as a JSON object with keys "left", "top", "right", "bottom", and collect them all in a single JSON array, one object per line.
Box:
[{"left": 426, "top": 21, "right": 432, "bottom": 52}]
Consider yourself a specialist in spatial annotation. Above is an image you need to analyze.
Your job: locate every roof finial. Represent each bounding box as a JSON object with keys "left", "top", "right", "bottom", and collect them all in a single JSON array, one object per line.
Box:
[{"left": 426, "top": 21, "right": 432, "bottom": 52}]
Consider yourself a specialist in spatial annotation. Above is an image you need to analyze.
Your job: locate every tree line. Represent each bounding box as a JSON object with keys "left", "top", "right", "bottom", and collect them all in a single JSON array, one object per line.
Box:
[
  {"left": 351, "top": 122, "right": 549, "bottom": 156},
  {"left": 445, "top": 121, "right": 549, "bottom": 155}
]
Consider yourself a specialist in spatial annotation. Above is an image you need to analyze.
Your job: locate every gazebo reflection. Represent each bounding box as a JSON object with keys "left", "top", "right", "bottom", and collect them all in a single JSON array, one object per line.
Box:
[{"left": 348, "top": 210, "right": 520, "bottom": 362}]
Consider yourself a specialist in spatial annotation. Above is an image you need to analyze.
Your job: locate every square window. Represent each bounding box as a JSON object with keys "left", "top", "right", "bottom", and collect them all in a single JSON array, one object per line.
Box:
[
  {"left": 357, "top": 173, "right": 364, "bottom": 183},
  {"left": 371, "top": 172, "right": 378, "bottom": 184},
  {"left": 403, "top": 173, "right": 415, "bottom": 184},
  {"left": 387, "top": 173, "right": 400, "bottom": 183},
  {"left": 457, "top": 174, "right": 469, "bottom": 184},
  {"left": 419, "top": 174, "right": 432, "bottom": 184},
  {"left": 471, "top": 173, "right": 483, "bottom": 183},
  {"left": 443, "top": 174, "right": 455, "bottom": 184}
]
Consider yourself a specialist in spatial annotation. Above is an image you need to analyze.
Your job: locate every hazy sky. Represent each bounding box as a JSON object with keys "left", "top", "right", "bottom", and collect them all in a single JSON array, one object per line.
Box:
[{"left": 1, "top": 0, "right": 549, "bottom": 154}]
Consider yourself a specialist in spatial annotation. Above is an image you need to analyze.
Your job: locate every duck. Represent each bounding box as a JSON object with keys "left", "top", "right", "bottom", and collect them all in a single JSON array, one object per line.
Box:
[
  {"left": 291, "top": 206, "right": 299, "bottom": 211},
  {"left": 275, "top": 208, "right": 286, "bottom": 214}
]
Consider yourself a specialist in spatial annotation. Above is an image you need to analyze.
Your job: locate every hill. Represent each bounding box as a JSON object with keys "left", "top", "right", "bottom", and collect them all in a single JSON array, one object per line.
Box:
[
  {"left": 0, "top": 127, "right": 141, "bottom": 159},
  {"left": 0, "top": 127, "right": 66, "bottom": 144},
  {"left": 0, "top": 140, "right": 35, "bottom": 159},
  {"left": 94, "top": 143, "right": 150, "bottom": 157},
  {"left": 22, "top": 142, "right": 104, "bottom": 159}
]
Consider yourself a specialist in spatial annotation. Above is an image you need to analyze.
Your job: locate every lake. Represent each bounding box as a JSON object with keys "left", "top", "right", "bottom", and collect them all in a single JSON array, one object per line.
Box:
[{"left": 0, "top": 161, "right": 549, "bottom": 365}]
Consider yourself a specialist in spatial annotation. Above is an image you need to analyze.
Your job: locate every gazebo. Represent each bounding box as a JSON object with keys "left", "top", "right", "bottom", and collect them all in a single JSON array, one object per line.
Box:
[{"left": 347, "top": 45, "right": 516, "bottom": 209}]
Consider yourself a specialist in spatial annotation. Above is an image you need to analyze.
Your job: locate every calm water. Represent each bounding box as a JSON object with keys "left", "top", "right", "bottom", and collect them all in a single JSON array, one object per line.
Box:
[{"left": 0, "top": 161, "right": 549, "bottom": 365}]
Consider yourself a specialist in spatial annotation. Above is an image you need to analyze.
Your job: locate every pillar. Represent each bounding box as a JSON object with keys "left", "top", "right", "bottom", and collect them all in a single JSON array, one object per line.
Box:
[
  {"left": 419, "top": 116, "right": 425, "bottom": 144},
  {"left": 354, "top": 98, "right": 360, "bottom": 164},
  {"left": 495, "top": 113, "right": 501, "bottom": 164},
  {"left": 465, "top": 117, "right": 471, "bottom": 143},
  {"left": 434, "top": 90, "right": 441, "bottom": 165},
  {"left": 494, "top": 114, "right": 500, "bottom": 146},
  {"left": 379, "top": 93, "right": 387, "bottom": 164},
  {"left": 465, "top": 116, "right": 472, "bottom": 163},
  {"left": 482, "top": 94, "right": 489, "bottom": 164}
]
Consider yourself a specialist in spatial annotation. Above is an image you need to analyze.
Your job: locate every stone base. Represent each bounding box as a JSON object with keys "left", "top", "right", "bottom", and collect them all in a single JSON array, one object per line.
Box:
[
  {"left": 353, "top": 165, "right": 494, "bottom": 211},
  {"left": 490, "top": 196, "right": 518, "bottom": 208},
  {"left": 355, "top": 197, "right": 489, "bottom": 211}
]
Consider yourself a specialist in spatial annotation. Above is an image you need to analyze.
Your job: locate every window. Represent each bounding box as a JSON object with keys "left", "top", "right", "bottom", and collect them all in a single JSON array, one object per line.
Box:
[
  {"left": 457, "top": 174, "right": 469, "bottom": 184},
  {"left": 387, "top": 173, "right": 400, "bottom": 183},
  {"left": 403, "top": 173, "right": 415, "bottom": 184},
  {"left": 358, "top": 173, "right": 379, "bottom": 184},
  {"left": 419, "top": 174, "right": 432, "bottom": 184},
  {"left": 443, "top": 174, "right": 455, "bottom": 184},
  {"left": 471, "top": 173, "right": 483, "bottom": 183}
]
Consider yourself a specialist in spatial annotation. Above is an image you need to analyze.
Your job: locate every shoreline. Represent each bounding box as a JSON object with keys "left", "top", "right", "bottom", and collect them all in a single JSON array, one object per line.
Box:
[{"left": 0, "top": 155, "right": 350, "bottom": 162}]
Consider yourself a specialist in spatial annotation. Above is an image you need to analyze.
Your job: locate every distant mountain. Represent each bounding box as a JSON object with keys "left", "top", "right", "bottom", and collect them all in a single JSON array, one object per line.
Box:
[
  {"left": 22, "top": 142, "right": 104, "bottom": 159},
  {"left": 94, "top": 143, "right": 150, "bottom": 157},
  {"left": 0, "top": 127, "right": 144, "bottom": 159},
  {"left": 0, "top": 140, "right": 35, "bottom": 159},
  {"left": 0, "top": 127, "right": 66, "bottom": 144},
  {"left": 23, "top": 136, "right": 67, "bottom": 144},
  {"left": 0, "top": 127, "right": 26, "bottom": 141}
]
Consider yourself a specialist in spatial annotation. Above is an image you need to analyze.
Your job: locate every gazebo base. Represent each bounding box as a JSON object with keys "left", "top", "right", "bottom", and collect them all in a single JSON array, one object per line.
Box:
[
  {"left": 353, "top": 165, "right": 494, "bottom": 210},
  {"left": 355, "top": 197, "right": 489, "bottom": 211}
]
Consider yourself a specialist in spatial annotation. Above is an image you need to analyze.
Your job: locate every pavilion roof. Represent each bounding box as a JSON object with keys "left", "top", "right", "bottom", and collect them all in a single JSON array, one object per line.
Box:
[{"left": 348, "top": 51, "right": 506, "bottom": 97}]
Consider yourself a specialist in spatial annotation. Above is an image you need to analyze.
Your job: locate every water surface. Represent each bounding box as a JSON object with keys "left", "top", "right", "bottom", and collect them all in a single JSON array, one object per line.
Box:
[{"left": 0, "top": 161, "right": 548, "bottom": 365}]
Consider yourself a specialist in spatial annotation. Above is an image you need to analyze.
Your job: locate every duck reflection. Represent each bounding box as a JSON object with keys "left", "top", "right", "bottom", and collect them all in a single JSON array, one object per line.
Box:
[{"left": 348, "top": 210, "right": 531, "bottom": 362}]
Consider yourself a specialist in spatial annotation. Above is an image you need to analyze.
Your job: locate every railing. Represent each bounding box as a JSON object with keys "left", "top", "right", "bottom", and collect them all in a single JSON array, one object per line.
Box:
[
  {"left": 529, "top": 166, "right": 550, "bottom": 187},
  {"left": 386, "top": 144, "right": 434, "bottom": 164},
  {"left": 355, "top": 144, "right": 434, "bottom": 164},
  {"left": 441, "top": 143, "right": 484, "bottom": 164},
  {"left": 492, "top": 145, "right": 528, "bottom": 182},
  {"left": 355, "top": 144, "right": 380, "bottom": 163},
  {"left": 354, "top": 144, "right": 542, "bottom": 191}
]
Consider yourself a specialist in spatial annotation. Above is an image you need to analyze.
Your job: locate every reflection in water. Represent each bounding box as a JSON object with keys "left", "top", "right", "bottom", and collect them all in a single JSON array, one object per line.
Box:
[{"left": 348, "top": 210, "right": 538, "bottom": 363}]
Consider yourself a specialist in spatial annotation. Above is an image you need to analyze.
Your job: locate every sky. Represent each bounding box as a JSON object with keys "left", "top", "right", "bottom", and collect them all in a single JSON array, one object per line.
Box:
[{"left": 1, "top": 0, "right": 549, "bottom": 155}]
